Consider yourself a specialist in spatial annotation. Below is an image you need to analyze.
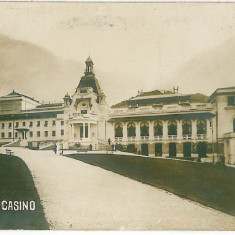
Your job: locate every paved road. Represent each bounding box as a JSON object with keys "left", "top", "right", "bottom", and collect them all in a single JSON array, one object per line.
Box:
[{"left": 2, "top": 147, "right": 235, "bottom": 230}]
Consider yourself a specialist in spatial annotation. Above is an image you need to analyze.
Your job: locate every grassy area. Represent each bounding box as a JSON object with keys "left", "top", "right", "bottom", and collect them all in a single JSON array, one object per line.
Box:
[
  {"left": 67, "top": 153, "right": 235, "bottom": 216},
  {"left": 0, "top": 154, "right": 49, "bottom": 230}
]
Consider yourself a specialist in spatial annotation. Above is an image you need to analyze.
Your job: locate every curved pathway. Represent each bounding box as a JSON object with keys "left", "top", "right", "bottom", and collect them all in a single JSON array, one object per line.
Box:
[{"left": 2, "top": 147, "right": 235, "bottom": 230}]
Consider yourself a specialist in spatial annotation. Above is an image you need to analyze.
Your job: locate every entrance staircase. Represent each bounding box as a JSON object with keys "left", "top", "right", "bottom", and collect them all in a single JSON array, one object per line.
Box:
[
  {"left": 97, "top": 138, "right": 112, "bottom": 151},
  {"left": 2, "top": 139, "right": 21, "bottom": 147},
  {"left": 39, "top": 142, "right": 55, "bottom": 150}
]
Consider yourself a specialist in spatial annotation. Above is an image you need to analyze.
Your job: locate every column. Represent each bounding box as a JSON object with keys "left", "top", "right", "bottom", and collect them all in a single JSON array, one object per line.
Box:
[
  {"left": 123, "top": 122, "right": 127, "bottom": 141},
  {"left": 136, "top": 122, "right": 140, "bottom": 140},
  {"left": 149, "top": 143, "right": 155, "bottom": 157},
  {"left": 162, "top": 143, "right": 169, "bottom": 157},
  {"left": 176, "top": 143, "right": 183, "bottom": 157},
  {"left": 70, "top": 124, "right": 72, "bottom": 139},
  {"left": 88, "top": 123, "right": 91, "bottom": 139},
  {"left": 149, "top": 121, "right": 154, "bottom": 140},
  {"left": 111, "top": 122, "right": 115, "bottom": 141},
  {"left": 83, "top": 123, "right": 85, "bottom": 138},
  {"left": 207, "top": 119, "right": 212, "bottom": 140},
  {"left": 192, "top": 120, "right": 197, "bottom": 139},
  {"left": 177, "top": 120, "right": 182, "bottom": 140},
  {"left": 163, "top": 121, "right": 168, "bottom": 140},
  {"left": 72, "top": 124, "right": 74, "bottom": 140}
]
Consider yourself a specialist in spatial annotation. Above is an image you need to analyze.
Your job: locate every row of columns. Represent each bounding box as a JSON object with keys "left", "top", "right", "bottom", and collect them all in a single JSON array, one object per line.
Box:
[
  {"left": 70, "top": 122, "right": 91, "bottom": 140},
  {"left": 113, "top": 119, "right": 214, "bottom": 141}
]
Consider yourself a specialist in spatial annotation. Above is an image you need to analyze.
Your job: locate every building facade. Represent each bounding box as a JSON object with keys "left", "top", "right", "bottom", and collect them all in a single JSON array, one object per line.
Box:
[{"left": 0, "top": 57, "right": 235, "bottom": 164}]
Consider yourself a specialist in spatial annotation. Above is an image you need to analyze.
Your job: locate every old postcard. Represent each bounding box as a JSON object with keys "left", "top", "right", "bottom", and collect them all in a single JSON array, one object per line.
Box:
[{"left": 0, "top": 1, "right": 235, "bottom": 231}]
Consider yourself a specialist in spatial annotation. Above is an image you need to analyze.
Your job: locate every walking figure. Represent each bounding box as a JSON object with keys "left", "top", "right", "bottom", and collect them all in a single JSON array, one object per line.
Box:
[{"left": 53, "top": 144, "right": 57, "bottom": 154}]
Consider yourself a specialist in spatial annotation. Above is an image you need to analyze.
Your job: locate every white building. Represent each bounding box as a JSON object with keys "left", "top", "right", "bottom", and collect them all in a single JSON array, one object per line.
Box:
[{"left": 0, "top": 57, "right": 234, "bottom": 164}]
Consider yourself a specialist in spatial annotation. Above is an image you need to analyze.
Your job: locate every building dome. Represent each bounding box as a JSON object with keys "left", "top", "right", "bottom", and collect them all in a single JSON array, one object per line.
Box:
[{"left": 86, "top": 56, "right": 93, "bottom": 64}]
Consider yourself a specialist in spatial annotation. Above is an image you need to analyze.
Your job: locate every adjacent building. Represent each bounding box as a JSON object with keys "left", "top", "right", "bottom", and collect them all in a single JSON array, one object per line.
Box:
[{"left": 0, "top": 57, "right": 234, "bottom": 164}]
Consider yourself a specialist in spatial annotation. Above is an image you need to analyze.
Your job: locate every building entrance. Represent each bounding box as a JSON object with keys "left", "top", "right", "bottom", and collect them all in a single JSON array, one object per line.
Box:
[
  {"left": 155, "top": 143, "right": 162, "bottom": 156},
  {"left": 169, "top": 143, "right": 176, "bottom": 157},
  {"left": 198, "top": 142, "right": 207, "bottom": 158},
  {"left": 183, "top": 142, "right": 191, "bottom": 157},
  {"left": 141, "top": 144, "right": 149, "bottom": 156}
]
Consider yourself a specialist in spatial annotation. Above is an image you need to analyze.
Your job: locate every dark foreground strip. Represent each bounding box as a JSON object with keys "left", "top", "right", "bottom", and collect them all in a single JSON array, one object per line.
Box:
[
  {"left": 0, "top": 154, "right": 49, "bottom": 230},
  {"left": 67, "top": 153, "right": 235, "bottom": 216}
]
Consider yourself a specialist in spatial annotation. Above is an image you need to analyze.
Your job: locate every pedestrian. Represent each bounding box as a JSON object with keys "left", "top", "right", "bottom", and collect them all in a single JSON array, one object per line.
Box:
[
  {"left": 89, "top": 144, "right": 92, "bottom": 151},
  {"left": 53, "top": 144, "right": 57, "bottom": 154},
  {"left": 221, "top": 155, "right": 225, "bottom": 165}
]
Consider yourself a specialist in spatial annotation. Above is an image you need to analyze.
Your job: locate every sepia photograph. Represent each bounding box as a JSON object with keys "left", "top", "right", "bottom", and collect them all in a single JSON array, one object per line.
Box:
[{"left": 0, "top": 1, "right": 235, "bottom": 231}]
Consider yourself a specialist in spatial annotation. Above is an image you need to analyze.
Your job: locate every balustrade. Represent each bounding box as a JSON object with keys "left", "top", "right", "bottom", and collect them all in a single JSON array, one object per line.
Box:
[
  {"left": 154, "top": 135, "right": 163, "bottom": 141},
  {"left": 182, "top": 134, "right": 192, "bottom": 140}
]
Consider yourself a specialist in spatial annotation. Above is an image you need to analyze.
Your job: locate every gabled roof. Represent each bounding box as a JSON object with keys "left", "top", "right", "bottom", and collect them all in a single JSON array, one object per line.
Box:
[{"left": 1, "top": 90, "right": 40, "bottom": 103}]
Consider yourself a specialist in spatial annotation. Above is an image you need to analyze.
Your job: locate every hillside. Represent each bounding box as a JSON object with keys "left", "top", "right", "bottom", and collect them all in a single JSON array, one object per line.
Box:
[{"left": 0, "top": 34, "right": 83, "bottom": 103}]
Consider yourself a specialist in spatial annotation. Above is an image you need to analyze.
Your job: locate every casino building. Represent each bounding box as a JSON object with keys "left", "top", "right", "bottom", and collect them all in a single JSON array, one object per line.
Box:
[{"left": 0, "top": 57, "right": 235, "bottom": 164}]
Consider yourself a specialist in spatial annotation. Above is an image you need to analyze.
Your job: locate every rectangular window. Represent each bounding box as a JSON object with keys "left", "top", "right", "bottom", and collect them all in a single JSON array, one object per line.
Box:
[
  {"left": 37, "top": 131, "right": 40, "bottom": 137},
  {"left": 8, "top": 132, "right": 12, "bottom": 138},
  {"left": 52, "top": 131, "right": 56, "bottom": 137},
  {"left": 1, "top": 123, "right": 4, "bottom": 129},
  {"left": 44, "top": 131, "right": 48, "bottom": 137},
  {"left": 22, "top": 122, "right": 26, "bottom": 127},
  {"left": 15, "top": 122, "right": 19, "bottom": 128},
  {"left": 81, "top": 110, "right": 87, "bottom": 114},
  {"left": 1, "top": 133, "right": 5, "bottom": 138},
  {"left": 15, "top": 132, "right": 18, "bottom": 138},
  {"left": 44, "top": 121, "right": 48, "bottom": 127},
  {"left": 61, "top": 129, "right": 64, "bottom": 136},
  {"left": 8, "top": 123, "right": 12, "bottom": 128},
  {"left": 228, "top": 96, "right": 235, "bottom": 106},
  {"left": 37, "top": 121, "right": 40, "bottom": 127},
  {"left": 52, "top": 120, "right": 56, "bottom": 126},
  {"left": 29, "top": 121, "right": 33, "bottom": 127},
  {"left": 30, "top": 131, "right": 33, "bottom": 137},
  {"left": 61, "top": 121, "right": 64, "bottom": 126}
]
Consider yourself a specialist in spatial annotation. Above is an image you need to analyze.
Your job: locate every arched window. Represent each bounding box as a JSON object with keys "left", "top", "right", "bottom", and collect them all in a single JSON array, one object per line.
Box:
[
  {"left": 127, "top": 122, "right": 136, "bottom": 137},
  {"left": 140, "top": 122, "right": 149, "bottom": 136},
  {"left": 154, "top": 121, "right": 163, "bottom": 136},
  {"left": 168, "top": 120, "right": 177, "bottom": 135},
  {"left": 197, "top": 120, "right": 207, "bottom": 134},
  {"left": 115, "top": 123, "right": 123, "bottom": 137},
  {"left": 182, "top": 120, "right": 192, "bottom": 135},
  {"left": 233, "top": 118, "right": 235, "bottom": 132}
]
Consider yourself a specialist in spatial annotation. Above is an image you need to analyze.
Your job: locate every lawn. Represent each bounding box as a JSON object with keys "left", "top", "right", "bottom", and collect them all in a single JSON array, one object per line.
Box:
[
  {"left": 0, "top": 154, "right": 49, "bottom": 230},
  {"left": 66, "top": 153, "right": 235, "bottom": 216}
]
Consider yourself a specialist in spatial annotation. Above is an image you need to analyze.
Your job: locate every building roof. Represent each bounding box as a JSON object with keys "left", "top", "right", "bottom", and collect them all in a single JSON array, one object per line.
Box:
[
  {"left": 86, "top": 56, "right": 93, "bottom": 63},
  {"left": 108, "top": 111, "right": 215, "bottom": 122},
  {"left": 209, "top": 86, "right": 235, "bottom": 102},
  {"left": 111, "top": 90, "right": 209, "bottom": 108},
  {"left": 0, "top": 110, "right": 64, "bottom": 120},
  {"left": 0, "top": 90, "right": 40, "bottom": 103},
  {"left": 77, "top": 75, "right": 102, "bottom": 96},
  {"left": 36, "top": 103, "right": 63, "bottom": 109}
]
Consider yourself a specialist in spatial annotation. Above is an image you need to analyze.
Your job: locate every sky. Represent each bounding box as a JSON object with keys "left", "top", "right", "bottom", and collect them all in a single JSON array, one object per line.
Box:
[{"left": 0, "top": 2, "right": 235, "bottom": 105}]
